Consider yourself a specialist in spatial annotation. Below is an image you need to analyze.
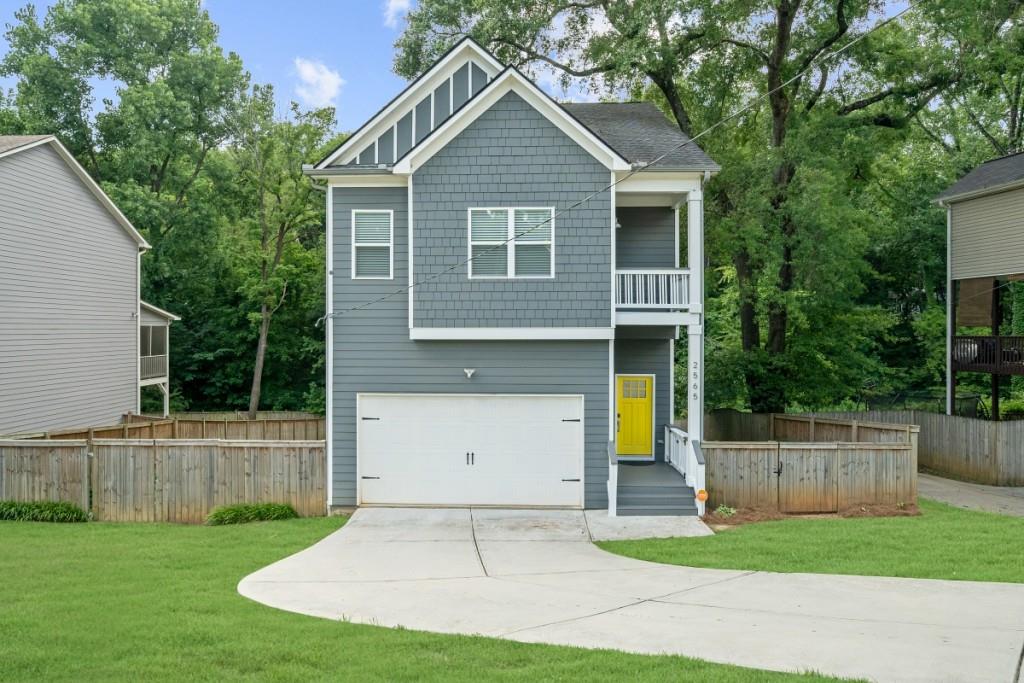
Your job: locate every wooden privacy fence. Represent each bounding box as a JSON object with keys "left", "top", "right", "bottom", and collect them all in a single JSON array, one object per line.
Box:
[
  {"left": 17, "top": 416, "right": 325, "bottom": 442},
  {"left": 0, "top": 439, "right": 326, "bottom": 522},
  {"left": 0, "top": 440, "right": 90, "bottom": 510},
  {"left": 804, "top": 410, "right": 1024, "bottom": 486},
  {"left": 702, "top": 411, "right": 919, "bottom": 513},
  {"left": 125, "top": 411, "right": 322, "bottom": 422}
]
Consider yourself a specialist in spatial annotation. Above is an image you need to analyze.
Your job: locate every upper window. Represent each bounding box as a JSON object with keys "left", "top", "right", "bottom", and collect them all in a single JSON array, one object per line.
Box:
[
  {"left": 352, "top": 210, "right": 393, "bottom": 279},
  {"left": 468, "top": 208, "right": 554, "bottom": 279}
]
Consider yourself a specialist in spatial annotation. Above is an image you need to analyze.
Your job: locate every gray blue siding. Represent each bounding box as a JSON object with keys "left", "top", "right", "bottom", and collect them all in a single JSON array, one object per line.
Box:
[
  {"left": 615, "top": 338, "right": 673, "bottom": 459},
  {"left": 411, "top": 91, "right": 612, "bottom": 328},
  {"left": 0, "top": 144, "right": 139, "bottom": 435},
  {"left": 332, "top": 185, "right": 610, "bottom": 508},
  {"left": 616, "top": 207, "right": 676, "bottom": 268}
]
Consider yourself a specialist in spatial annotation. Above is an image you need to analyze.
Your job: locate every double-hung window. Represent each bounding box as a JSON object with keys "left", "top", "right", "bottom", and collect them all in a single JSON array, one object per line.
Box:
[
  {"left": 468, "top": 207, "right": 554, "bottom": 278},
  {"left": 351, "top": 210, "right": 393, "bottom": 279}
]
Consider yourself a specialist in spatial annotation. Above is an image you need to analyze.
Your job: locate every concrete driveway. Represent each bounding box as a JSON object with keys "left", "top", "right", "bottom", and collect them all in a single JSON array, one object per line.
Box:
[
  {"left": 920, "top": 473, "right": 1024, "bottom": 517},
  {"left": 239, "top": 508, "right": 1024, "bottom": 683}
]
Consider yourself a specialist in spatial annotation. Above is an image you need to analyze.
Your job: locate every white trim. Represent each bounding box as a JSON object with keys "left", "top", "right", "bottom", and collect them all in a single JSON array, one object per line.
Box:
[
  {"left": 409, "top": 327, "right": 615, "bottom": 340},
  {"left": 2, "top": 136, "right": 151, "bottom": 249},
  {"left": 351, "top": 209, "right": 394, "bottom": 280},
  {"left": 408, "top": 177, "right": 415, "bottom": 329},
  {"left": 615, "top": 172, "right": 702, "bottom": 195},
  {"left": 467, "top": 207, "right": 555, "bottom": 279},
  {"left": 616, "top": 193, "right": 682, "bottom": 207},
  {"left": 937, "top": 177, "right": 1024, "bottom": 206},
  {"left": 326, "top": 185, "right": 335, "bottom": 507},
  {"left": 393, "top": 70, "right": 631, "bottom": 174},
  {"left": 614, "top": 373, "right": 656, "bottom": 461},
  {"left": 392, "top": 122, "right": 397, "bottom": 162},
  {"left": 608, "top": 340, "right": 615, "bottom": 442},
  {"left": 669, "top": 341, "right": 676, "bottom": 423},
  {"left": 355, "top": 392, "right": 586, "bottom": 509},
  {"left": 326, "top": 174, "right": 408, "bottom": 188},
  {"left": 140, "top": 300, "right": 181, "bottom": 322},
  {"left": 136, "top": 250, "right": 141, "bottom": 413},
  {"left": 610, "top": 171, "right": 617, "bottom": 328},
  {"left": 317, "top": 40, "right": 502, "bottom": 169},
  {"left": 616, "top": 311, "right": 700, "bottom": 326},
  {"left": 946, "top": 205, "right": 952, "bottom": 416}
]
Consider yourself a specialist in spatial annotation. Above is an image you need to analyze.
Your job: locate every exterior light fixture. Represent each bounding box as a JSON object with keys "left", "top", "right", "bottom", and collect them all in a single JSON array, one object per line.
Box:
[{"left": 464, "top": 368, "right": 476, "bottom": 379}]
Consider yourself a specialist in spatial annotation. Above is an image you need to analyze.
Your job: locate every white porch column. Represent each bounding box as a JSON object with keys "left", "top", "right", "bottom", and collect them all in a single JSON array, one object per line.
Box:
[{"left": 687, "top": 189, "right": 704, "bottom": 440}]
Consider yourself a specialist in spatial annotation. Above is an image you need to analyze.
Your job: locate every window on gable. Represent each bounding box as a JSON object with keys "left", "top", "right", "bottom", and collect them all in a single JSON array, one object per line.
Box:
[
  {"left": 352, "top": 210, "right": 393, "bottom": 279},
  {"left": 469, "top": 208, "right": 554, "bottom": 279}
]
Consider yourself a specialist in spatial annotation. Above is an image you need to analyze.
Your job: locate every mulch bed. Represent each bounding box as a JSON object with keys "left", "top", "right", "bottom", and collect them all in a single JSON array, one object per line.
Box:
[{"left": 704, "top": 503, "right": 920, "bottom": 529}]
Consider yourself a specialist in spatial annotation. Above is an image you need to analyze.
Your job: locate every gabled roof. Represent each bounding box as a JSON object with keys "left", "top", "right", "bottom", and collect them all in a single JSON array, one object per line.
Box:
[
  {"left": 140, "top": 301, "right": 181, "bottom": 322},
  {"left": 562, "top": 102, "right": 719, "bottom": 172},
  {"left": 0, "top": 134, "right": 151, "bottom": 249},
  {"left": 937, "top": 151, "right": 1024, "bottom": 204},
  {"left": 392, "top": 67, "right": 631, "bottom": 174},
  {"left": 314, "top": 37, "right": 502, "bottom": 170}
]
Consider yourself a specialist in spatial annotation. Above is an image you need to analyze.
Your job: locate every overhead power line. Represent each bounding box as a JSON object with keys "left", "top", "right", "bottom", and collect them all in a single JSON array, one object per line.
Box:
[{"left": 323, "top": 0, "right": 927, "bottom": 322}]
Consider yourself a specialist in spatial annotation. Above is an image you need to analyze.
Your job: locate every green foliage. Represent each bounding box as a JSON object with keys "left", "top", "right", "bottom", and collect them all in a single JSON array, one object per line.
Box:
[
  {"left": 1001, "top": 399, "right": 1024, "bottom": 421},
  {"left": 0, "top": 501, "right": 88, "bottom": 523},
  {"left": 714, "top": 504, "right": 736, "bottom": 517},
  {"left": 205, "top": 503, "right": 298, "bottom": 526}
]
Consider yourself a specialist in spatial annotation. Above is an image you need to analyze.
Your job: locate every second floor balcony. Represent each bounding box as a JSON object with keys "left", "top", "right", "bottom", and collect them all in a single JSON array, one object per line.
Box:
[
  {"left": 615, "top": 268, "right": 696, "bottom": 326},
  {"left": 953, "top": 335, "right": 1024, "bottom": 376}
]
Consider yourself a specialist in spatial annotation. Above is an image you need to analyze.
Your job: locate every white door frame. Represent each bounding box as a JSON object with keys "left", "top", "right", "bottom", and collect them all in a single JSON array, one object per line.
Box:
[
  {"left": 355, "top": 392, "right": 586, "bottom": 507},
  {"left": 614, "top": 373, "right": 656, "bottom": 462}
]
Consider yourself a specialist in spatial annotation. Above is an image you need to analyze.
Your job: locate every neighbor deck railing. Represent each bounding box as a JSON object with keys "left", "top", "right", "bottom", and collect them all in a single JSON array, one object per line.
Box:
[
  {"left": 140, "top": 354, "right": 168, "bottom": 380},
  {"left": 952, "top": 335, "right": 1024, "bottom": 376},
  {"left": 615, "top": 269, "right": 690, "bottom": 309}
]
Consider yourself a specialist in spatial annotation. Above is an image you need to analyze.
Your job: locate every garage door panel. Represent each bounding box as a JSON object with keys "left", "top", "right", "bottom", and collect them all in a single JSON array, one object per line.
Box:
[{"left": 357, "top": 394, "right": 584, "bottom": 507}]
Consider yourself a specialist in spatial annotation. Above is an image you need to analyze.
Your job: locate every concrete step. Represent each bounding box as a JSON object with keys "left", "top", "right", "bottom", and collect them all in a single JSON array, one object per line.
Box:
[
  {"left": 618, "top": 484, "right": 695, "bottom": 496},
  {"left": 617, "top": 504, "right": 699, "bottom": 517},
  {"left": 618, "top": 492, "right": 696, "bottom": 507}
]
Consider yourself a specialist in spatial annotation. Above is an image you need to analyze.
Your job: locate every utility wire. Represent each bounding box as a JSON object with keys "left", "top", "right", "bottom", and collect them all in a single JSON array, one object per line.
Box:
[{"left": 322, "top": 0, "right": 927, "bottom": 323}]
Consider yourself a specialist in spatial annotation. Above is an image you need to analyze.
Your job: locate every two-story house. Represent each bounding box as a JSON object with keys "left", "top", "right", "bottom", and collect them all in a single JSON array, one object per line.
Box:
[
  {"left": 0, "top": 135, "right": 179, "bottom": 436},
  {"left": 937, "top": 151, "right": 1024, "bottom": 419},
  {"left": 306, "top": 39, "right": 717, "bottom": 515}
]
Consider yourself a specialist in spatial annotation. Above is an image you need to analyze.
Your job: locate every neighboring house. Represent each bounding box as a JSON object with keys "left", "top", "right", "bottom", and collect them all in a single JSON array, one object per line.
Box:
[
  {"left": 0, "top": 135, "right": 179, "bottom": 436},
  {"left": 306, "top": 38, "right": 717, "bottom": 516},
  {"left": 937, "top": 151, "right": 1024, "bottom": 419}
]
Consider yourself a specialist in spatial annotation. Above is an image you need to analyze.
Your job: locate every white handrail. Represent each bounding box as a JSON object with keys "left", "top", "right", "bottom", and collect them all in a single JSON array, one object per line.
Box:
[
  {"left": 665, "top": 425, "right": 707, "bottom": 516},
  {"left": 607, "top": 440, "right": 618, "bottom": 517},
  {"left": 615, "top": 269, "right": 690, "bottom": 309}
]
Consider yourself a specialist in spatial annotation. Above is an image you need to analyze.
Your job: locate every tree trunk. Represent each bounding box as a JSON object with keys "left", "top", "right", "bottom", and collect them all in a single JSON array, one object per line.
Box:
[{"left": 247, "top": 303, "right": 271, "bottom": 419}]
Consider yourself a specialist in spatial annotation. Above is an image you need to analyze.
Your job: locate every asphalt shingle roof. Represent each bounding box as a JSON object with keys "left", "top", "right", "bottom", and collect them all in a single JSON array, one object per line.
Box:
[
  {"left": 562, "top": 102, "right": 719, "bottom": 171},
  {"left": 0, "top": 135, "right": 52, "bottom": 156},
  {"left": 937, "top": 151, "right": 1024, "bottom": 202}
]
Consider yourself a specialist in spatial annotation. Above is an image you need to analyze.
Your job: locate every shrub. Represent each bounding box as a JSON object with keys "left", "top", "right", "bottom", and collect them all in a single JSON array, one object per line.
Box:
[
  {"left": 206, "top": 503, "right": 298, "bottom": 526},
  {"left": 1001, "top": 398, "right": 1024, "bottom": 420},
  {"left": 0, "top": 501, "right": 88, "bottom": 523},
  {"left": 714, "top": 504, "right": 737, "bottom": 517}
]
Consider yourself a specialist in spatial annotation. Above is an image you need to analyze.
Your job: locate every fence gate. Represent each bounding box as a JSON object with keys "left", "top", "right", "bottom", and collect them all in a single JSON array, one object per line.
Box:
[{"left": 776, "top": 444, "right": 838, "bottom": 513}]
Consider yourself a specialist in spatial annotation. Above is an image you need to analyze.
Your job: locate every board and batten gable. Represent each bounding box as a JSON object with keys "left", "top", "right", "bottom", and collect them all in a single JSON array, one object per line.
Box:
[
  {"left": 950, "top": 186, "right": 1024, "bottom": 279},
  {"left": 411, "top": 90, "right": 612, "bottom": 328},
  {"left": 331, "top": 185, "right": 610, "bottom": 508},
  {"left": 0, "top": 143, "right": 139, "bottom": 435}
]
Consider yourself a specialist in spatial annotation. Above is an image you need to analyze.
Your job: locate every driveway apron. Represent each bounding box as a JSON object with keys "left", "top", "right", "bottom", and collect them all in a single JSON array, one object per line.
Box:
[{"left": 239, "top": 508, "right": 1024, "bottom": 683}]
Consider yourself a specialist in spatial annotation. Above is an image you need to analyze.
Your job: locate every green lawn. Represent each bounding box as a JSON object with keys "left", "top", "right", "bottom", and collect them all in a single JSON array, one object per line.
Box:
[
  {"left": 0, "top": 518, "right": 847, "bottom": 682},
  {"left": 601, "top": 499, "right": 1024, "bottom": 583}
]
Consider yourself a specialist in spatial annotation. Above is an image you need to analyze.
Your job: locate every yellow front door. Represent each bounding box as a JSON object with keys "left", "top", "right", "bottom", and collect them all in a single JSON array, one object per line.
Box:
[{"left": 616, "top": 375, "right": 653, "bottom": 457}]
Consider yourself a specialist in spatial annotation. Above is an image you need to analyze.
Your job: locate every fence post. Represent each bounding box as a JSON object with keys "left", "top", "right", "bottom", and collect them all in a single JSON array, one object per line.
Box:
[
  {"left": 769, "top": 414, "right": 776, "bottom": 440},
  {"left": 809, "top": 416, "right": 816, "bottom": 441},
  {"left": 851, "top": 419, "right": 859, "bottom": 442},
  {"left": 202, "top": 419, "right": 207, "bottom": 439}
]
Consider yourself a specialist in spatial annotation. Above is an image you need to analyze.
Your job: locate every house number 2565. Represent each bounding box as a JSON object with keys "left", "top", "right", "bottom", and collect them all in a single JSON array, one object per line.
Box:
[{"left": 691, "top": 360, "right": 700, "bottom": 400}]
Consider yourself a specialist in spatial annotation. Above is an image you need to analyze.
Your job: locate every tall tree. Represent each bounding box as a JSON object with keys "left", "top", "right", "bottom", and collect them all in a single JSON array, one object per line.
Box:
[{"left": 225, "top": 87, "right": 332, "bottom": 418}]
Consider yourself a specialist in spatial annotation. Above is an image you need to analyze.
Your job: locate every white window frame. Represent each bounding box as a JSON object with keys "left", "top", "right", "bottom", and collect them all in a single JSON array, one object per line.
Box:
[
  {"left": 467, "top": 207, "right": 555, "bottom": 279},
  {"left": 351, "top": 209, "right": 394, "bottom": 280}
]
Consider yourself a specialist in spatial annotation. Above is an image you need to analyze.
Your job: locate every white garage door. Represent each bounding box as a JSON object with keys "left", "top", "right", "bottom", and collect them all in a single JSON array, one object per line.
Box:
[{"left": 357, "top": 394, "right": 584, "bottom": 507}]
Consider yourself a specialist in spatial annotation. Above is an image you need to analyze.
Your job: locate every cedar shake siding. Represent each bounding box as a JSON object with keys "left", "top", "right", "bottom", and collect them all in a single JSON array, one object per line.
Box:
[
  {"left": 0, "top": 144, "right": 139, "bottom": 435},
  {"left": 411, "top": 91, "right": 612, "bottom": 328}
]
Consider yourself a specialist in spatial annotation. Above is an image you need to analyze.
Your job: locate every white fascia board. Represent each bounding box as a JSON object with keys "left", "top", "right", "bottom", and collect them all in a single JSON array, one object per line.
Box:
[
  {"left": 935, "top": 177, "right": 1024, "bottom": 206},
  {"left": 615, "top": 171, "right": 703, "bottom": 194},
  {"left": 393, "top": 70, "right": 631, "bottom": 175},
  {"left": 326, "top": 174, "right": 408, "bottom": 188},
  {"left": 140, "top": 301, "right": 182, "bottom": 322},
  {"left": 316, "top": 41, "right": 502, "bottom": 169},
  {"left": 616, "top": 311, "right": 701, "bottom": 327},
  {"left": 5, "top": 137, "right": 152, "bottom": 249},
  {"left": 410, "top": 327, "right": 615, "bottom": 340}
]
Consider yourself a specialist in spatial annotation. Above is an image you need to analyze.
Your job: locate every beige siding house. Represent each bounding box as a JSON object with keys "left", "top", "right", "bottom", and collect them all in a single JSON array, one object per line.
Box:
[
  {"left": 0, "top": 135, "right": 178, "bottom": 436},
  {"left": 937, "top": 151, "right": 1024, "bottom": 417}
]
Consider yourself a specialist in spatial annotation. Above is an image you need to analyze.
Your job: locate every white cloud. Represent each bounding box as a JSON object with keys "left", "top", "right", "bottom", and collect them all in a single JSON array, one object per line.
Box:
[
  {"left": 384, "top": 0, "right": 411, "bottom": 28},
  {"left": 293, "top": 57, "right": 345, "bottom": 109}
]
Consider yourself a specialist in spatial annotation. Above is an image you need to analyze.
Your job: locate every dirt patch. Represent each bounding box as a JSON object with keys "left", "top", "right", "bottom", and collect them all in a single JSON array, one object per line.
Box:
[
  {"left": 703, "top": 503, "right": 920, "bottom": 529},
  {"left": 839, "top": 503, "right": 920, "bottom": 518}
]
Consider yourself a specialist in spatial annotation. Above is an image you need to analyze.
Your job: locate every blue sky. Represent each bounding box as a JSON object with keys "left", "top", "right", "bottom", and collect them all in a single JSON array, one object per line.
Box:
[{"left": 0, "top": 0, "right": 430, "bottom": 131}]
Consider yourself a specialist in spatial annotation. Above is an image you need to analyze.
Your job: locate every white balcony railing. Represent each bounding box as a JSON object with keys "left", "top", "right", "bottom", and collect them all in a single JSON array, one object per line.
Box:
[
  {"left": 665, "top": 425, "right": 706, "bottom": 516},
  {"left": 140, "top": 354, "right": 168, "bottom": 380},
  {"left": 615, "top": 269, "right": 690, "bottom": 309}
]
